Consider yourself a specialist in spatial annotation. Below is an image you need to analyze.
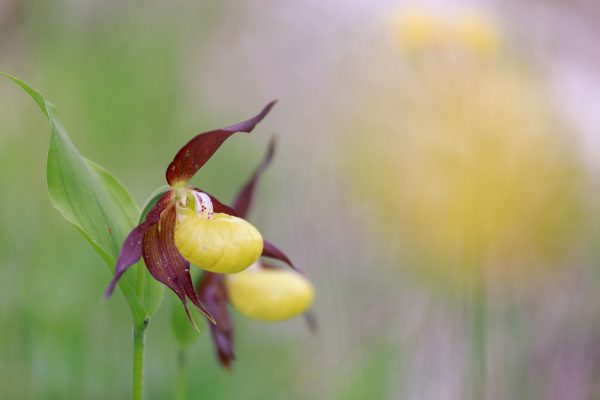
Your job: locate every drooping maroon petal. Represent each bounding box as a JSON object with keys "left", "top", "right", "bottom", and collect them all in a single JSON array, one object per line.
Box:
[
  {"left": 166, "top": 101, "right": 277, "bottom": 186},
  {"left": 103, "top": 191, "right": 173, "bottom": 299},
  {"left": 197, "top": 272, "right": 235, "bottom": 369},
  {"left": 232, "top": 136, "right": 276, "bottom": 218},
  {"left": 262, "top": 239, "right": 301, "bottom": 273},
  {"left": 142, "top": 205, "right": 214, "bottom": 327}
]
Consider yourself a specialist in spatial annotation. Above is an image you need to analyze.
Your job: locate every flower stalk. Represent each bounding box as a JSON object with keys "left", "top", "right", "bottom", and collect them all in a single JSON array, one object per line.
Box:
[{"left": 132, "top": 319, "right": 148, "bottom": 400}]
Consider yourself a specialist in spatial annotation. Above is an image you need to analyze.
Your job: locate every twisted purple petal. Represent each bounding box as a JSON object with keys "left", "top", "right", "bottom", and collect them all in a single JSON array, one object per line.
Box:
[
  {"left": 198, "top": 272, "right": 235, "bottom": 369},
  {"left": 103, "top": 191, "right": 173, "bottom": 299},
  {"left": 232, "top": 136, "right": 276, "bottom": 218}
]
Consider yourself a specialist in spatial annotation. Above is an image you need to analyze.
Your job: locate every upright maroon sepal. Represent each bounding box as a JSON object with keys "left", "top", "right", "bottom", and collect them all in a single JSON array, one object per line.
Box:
[
  {"left": 166, "top": 101, "right": 277, "bottom": 185},
  {"left": 232, "top": 136, "right": 276, "bottom": 218}
]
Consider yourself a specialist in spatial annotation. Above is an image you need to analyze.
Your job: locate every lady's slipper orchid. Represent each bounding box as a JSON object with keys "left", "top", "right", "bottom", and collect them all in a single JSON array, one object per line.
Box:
[
  {"left": 197, "top": 138, "right": 315, "bottom": 368},
  {"left": 103, "top": 101, "right": 295, "bottom": 326}
]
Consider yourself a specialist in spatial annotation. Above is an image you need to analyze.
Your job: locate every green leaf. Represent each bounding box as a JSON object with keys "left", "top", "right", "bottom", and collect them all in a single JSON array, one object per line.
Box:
[
  {"left": 1, "top": 72, "right": 164, "bottom": 324},
  {"left": 87, "top": 159, "right": 140, "bottom": 228},
  {"left": 89, "top": 161, "right": 165, "bottom": 317}
]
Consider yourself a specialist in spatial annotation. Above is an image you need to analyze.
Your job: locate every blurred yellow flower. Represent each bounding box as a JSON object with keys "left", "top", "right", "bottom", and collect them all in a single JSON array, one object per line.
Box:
[
  {"left": 386, "top": 7, "right": 443, "bottom": 50},
  {"left": 455, "top": 11, "right": 501, "bottom": 55},
  {"left": 385, "top": 6, "right": 502, "bottom": 56},
  {"left": 341, "top": 40, "right": 583, "bottom": 289}
]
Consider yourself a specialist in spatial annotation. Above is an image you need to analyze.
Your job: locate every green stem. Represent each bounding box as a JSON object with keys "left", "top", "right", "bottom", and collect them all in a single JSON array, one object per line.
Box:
[
  {"left": 132, "top": 320, "right": 148, "bottom": 400},
  {"left": 174, "top": 349, "right": 186, "bottom": 400}
]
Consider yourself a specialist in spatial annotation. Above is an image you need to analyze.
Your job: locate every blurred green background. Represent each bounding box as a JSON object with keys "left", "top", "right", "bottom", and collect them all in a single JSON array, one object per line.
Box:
[{"left": 2, "top": 0, "right": 600, "bottom": 399}]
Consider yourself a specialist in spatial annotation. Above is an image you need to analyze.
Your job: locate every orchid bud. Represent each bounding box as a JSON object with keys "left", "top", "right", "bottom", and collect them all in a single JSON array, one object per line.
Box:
[
  {"left": 173, "top": 192, "right": 263, "bottom": 274},
  {"left": 226, "top": 265, "right": 314, "bottom": 321}
]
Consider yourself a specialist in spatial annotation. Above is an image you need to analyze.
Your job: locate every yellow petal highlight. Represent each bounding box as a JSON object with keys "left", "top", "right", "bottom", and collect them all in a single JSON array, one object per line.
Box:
[
  {"left": 174, "top": 210, "right": 263, "bottom": 274},
  {"left": 226, "top": 267, "right": 314, "bottom": 322}
]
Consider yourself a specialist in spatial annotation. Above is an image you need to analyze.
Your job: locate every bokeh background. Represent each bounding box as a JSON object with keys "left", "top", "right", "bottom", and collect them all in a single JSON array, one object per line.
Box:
[{"left": 2, "top": 0, "right": 600, "bottom": 399}]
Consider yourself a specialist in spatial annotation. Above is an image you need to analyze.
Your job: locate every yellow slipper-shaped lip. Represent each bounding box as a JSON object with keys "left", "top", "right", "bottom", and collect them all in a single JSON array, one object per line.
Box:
[{"left": 226, "top": 266, "right": 314, "bottom": 321}]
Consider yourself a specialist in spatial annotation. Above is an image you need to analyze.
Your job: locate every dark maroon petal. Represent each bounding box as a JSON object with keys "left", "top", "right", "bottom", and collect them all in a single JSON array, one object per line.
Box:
[
  {"left": 197, "top": 272, "right": 235, "bottom": 369},
  {"left": 143, "top": 205, "right": 214, "bottom": 327},
  {"left": 166, "top": 101, "right": 277, "bottom": 185},
  {"left": 103, "top": 191, "right": 173, "bottom": 299},
  {"left": 232, "top": 136, "right": 276, "bottom": 218},
  {"left": 262, "top": 239, "right": 302, "bottom": 273}
]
